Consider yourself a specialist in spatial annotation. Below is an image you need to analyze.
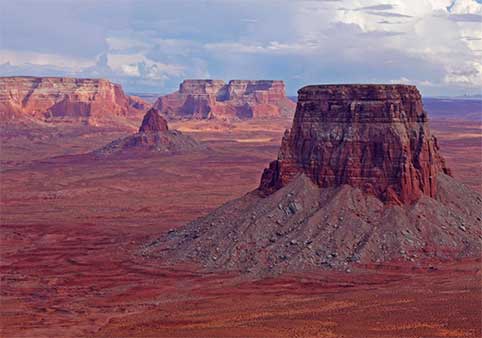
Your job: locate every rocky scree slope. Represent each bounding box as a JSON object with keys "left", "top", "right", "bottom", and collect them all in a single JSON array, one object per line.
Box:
[
  {"left": 95, "top": 108, "right": 206, "bottom": 156},
  {"left": 146, "top": 84, "right": 481, "bottom": 275}
]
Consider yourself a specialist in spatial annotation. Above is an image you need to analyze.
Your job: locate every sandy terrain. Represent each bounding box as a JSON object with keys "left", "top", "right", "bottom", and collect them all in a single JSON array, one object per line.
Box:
[{"left": 1, "top": 117, "right": 481, "bottom": 337}]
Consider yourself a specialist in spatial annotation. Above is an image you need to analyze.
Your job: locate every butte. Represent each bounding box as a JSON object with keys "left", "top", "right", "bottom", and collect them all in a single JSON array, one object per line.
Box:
[
  {"left": 146, "top": 84, "right": 481, "bottom": 275},
  {"left": 94, "top": 107, "right": 206, "bottom": 156}
]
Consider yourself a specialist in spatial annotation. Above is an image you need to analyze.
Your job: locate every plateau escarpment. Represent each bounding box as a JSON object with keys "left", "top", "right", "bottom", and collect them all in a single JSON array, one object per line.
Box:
[
  {"left": 149, "top": 84, "right": 482, "bottom": 276},
  {"left": 95, "top": 107, "right": 206, "bottom": 156},
  {"left": 153, "top": 79, "right": 296, "bottom": 120},
  {"left": 0, "top": 76, "right": 149, "bottom": 125}
]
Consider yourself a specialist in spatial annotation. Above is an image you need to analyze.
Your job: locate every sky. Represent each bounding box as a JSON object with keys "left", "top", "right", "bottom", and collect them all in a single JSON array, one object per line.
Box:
[{"left": 1, "top": 0, "right": 481, "bottom": 96}]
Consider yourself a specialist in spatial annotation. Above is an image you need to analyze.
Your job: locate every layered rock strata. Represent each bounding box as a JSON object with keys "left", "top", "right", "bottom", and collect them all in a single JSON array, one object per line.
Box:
[
  {"left": 148, "top": 84, "right": 481, "bottom": 276},
  {"left": 0, "top": 76, "right": 148, "bottom": 125},
  {"left": 153, "top": 79, "right": 296, "bottom": 120},
  {"left": 260, "top": 85, "right": 452, "bottom": 205}
]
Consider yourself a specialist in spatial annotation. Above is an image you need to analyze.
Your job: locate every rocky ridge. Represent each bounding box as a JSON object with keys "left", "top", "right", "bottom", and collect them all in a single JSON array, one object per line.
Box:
[
  {"left": 0, "top": 76, "right": 149, "bottom": 125},
  {"left": 148, "top": 84, "right": 482, "bottom": 276},
  {"left": 153, "top": 79, "right": 296, "bottom": 120}
]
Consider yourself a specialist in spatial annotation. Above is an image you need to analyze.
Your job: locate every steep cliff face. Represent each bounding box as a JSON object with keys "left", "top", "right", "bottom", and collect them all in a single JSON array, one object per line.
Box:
[
  {"left": 260, "top": 85, "right": 452, "bottom": 205},
  {"left": 0, "top": 76, "right": 148, "bottom": 125},
  {"left": 150, "top": 84, "right": 481, "bottom": 276},
  {"left": 139, "top": 108, "right": 169, "bottom": 133},
  {"left": 153, "top": 79, "right": 296, "bottom": 120}
]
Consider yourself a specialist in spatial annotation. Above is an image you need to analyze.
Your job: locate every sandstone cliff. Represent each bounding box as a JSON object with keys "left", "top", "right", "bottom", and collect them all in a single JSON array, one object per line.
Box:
[
  {"left": 153, "top": 79, "right": 296, "bottom": 120},
  {"left": 260, "top": 85, "right": 452, "bottom": 205},
  {"left": 150, "top": 84, "right": 481, "bottom": 276},
  {"left": 0, "top": 76, "right": 149, "bottom": 125}
]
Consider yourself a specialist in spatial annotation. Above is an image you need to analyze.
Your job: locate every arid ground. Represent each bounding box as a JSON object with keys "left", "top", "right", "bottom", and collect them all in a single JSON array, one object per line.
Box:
[{"left": 1, "top": 117, "right": 481, "bottom": 337}]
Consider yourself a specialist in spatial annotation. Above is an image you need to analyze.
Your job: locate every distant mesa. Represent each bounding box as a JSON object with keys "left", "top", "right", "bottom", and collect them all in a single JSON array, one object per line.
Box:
[
  {"left": 0, "top": 76, "right": 149, "bottom": 126},
  {"left": 153, "top": 79, "right": 296, "bottom": 120},
  {"left": 148, "top": 84, "right": 482, "bottom": 276},
  {"left": 128, "top": 95, "right": 151, "bottom": 113},
  {"left": 94, "top": 107, "right": 206, "bottom": 156}
]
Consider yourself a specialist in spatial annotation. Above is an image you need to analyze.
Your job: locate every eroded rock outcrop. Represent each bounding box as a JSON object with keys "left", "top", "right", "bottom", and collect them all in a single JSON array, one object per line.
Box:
[
  {"left": 153, "top": 79, "right": 296, "bottom": 120},
  {"left": 260, "top": 85, "right": 452, "bottom": 205},
  {"left": 95, "top": 108, "right": 206, "bottom": 156},
  {"left": 139, "top": 107, "right": 169, "bottom": 133},
  {"left": 148, "top": 84, "right": 481, "bottom": 276},
  {"left": 0, "top": 76, "right": 149, "bottom": 125}
]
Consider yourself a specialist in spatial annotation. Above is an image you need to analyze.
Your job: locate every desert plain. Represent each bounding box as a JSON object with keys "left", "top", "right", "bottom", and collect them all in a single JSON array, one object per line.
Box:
[{"left": 1, "top": 112, "right": 481, "bottom": 337}]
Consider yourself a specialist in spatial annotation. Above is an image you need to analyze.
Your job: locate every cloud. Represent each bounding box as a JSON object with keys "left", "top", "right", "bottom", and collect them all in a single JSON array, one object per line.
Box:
[
  {"left": 449, "top": 13, "right": 482, "bottom": 21},
  {"left": 0, "top": 50, "right": 94, "bottom": 71},
  {"left": 377, "top": 20, "right": 405, "bottom": 24},
  {"left": 354, "top": 4, "right": 396, "bottom": 11},
  {"left": 1, "top": 1, "right": 108, "bottom": 58},
  {"left": 443, "top": 62, "right": 482, "bottom": 86},
  {"left": 0, "top": 0, "right": 481, "bottom": 96},
  {"left": 204, "top": 41, "right": 321, "bottom": 55},
  {"left": 366, "top": 11, "right": 413, "bottom": 18},
  {"left": 390, "top": 76, "right": 410, "bottom": 84},
  {"left": 107, "top": 53, "right": 184, "bottom": 80},
  {"left": 449, "top": 0, "right": 482, "bottom": 14}
]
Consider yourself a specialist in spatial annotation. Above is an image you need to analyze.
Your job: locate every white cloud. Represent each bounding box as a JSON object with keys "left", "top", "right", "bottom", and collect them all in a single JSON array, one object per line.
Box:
[
  {"left": 0, "top": 49, "right": 94, "bottom": 71},
  {"left": 0, "top": 38, "right": 187, "bottom": 90},
  {"left": 390, "top": 76, "right": 410, "bottom": 84},
  {"left": 204, "top": 41, "right": 320, "bottom": 54},
  {"left": 444, "top": 61, "right": 482, "bottom": 86},
  {"left": 1, "top": 0, "right": 481, "bottom": 95},
  {"left": 287, "top": 0, "right": 482, "bottom": 91},
  {"left": 450, "top": 0, "right": 482, "bottom": 14},
  {"left": 107, "top": 53, "right": 184, "bottom": 79}
]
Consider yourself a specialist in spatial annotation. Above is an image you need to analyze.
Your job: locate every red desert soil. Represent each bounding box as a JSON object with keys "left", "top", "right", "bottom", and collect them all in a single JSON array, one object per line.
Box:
[{"left": 1, "top": 118, "right": 481, "bottom": 337}]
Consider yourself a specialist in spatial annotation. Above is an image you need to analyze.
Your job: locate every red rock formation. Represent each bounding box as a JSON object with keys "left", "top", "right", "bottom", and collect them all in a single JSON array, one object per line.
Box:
[
  {"left": 153, "top": 79, "right": 296, "bottom": 120},
  {"left": 128, "top": 95, "right": 151, "bottom": 112},
  {"left": 260, "top": 84, "right": 452, "bottom": 205},
  {"left": 95, "top": 107, "right": 206, "bottom": 156},
  {"left": 139, "top": 108, "right": 169, "bottom": 133},
  {"left": 152, "top": 84, "right": 480, "bottom": 275},
  {"left": 0, "top": 76, "right": 149, "bottom": 125}
]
